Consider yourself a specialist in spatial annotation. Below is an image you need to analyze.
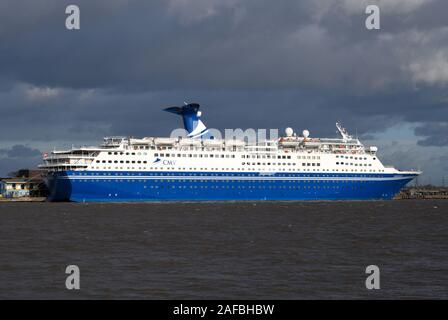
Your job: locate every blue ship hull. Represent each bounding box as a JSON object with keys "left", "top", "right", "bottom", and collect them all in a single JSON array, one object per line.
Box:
[{"left": 45, "top": 170, "right": 417, "bottom": 202}]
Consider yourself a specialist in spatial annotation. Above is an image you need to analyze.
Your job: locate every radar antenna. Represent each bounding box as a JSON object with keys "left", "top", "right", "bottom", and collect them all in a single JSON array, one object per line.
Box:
[{"left": 336, "top": 122, "right": 352, "bottom": 141}]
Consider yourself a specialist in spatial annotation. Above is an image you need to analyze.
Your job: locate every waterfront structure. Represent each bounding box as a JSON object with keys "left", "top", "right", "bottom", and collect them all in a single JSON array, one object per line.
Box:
[{"left": 0, "top": 178, "right": 42, "bottom": 198}]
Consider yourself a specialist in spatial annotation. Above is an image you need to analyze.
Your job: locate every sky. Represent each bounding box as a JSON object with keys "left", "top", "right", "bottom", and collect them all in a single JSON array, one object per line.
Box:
[{"left": 0, "top": 0, "right": 447, "bottom": 184}]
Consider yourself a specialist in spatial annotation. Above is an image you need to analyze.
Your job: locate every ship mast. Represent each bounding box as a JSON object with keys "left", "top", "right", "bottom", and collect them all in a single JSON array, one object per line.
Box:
[{"left": 336, "top": 122, "right": 352, "bottom": 141}]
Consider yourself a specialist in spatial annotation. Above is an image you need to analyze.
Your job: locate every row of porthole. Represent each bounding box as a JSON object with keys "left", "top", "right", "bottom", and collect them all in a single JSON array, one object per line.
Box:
[
  {"left": 77, "top": 184, "right": 368, "bottom": 190},
  {"left": 138, "top": 185, "right": 346, "bottom": 190},
  {"left": 79, "top": 179, "right": 373, "bottom": 187},
  {"left": 74, "top": 172, "right": 385, "bottom": 178},
  {"left": 89, "top": 166, "right": 384, "bottom": 174}
]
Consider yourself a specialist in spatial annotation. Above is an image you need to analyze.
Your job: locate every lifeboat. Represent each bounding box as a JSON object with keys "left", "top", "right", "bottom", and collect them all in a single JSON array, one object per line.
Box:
[
  {"left": 179, "top": 138, "right": 201, "bottom": 146},
  {"left": 225, "top": 140, "right": 245, "bottom": 147},
  {"left": 130, "top": 138, "right": 152, "bottom": 145},
  {"left": 154, "top": 138, "right": 176, "bottom": 145},
  {"left": 279, "top": 137, "right": 301, "bottom": 147},
  {"left": 203, "top": 139, "right": 224, "bottom": 147}
]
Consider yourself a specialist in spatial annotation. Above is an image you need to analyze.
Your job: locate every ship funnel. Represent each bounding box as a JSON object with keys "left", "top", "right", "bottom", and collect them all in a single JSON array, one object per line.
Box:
[{"left": 164, "top": 103, "right": 209, "bottom": 138}]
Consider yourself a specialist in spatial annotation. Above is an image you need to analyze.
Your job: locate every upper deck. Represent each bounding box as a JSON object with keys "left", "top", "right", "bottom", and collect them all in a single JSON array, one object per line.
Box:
[
  {"left": 38, "top": 116, "right": 420, "bottom": 176},
  {"left": 38, "top": 130, "right": 382, "bottom": 173}
]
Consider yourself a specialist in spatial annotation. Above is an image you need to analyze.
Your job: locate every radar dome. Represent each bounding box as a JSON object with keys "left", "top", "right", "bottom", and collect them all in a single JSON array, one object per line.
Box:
[
  {"left": 302, "top": 130, "right": 310, "bottom": 138},
  {"left": 285, "top": 127, "right": 294, "bottom": 137}
]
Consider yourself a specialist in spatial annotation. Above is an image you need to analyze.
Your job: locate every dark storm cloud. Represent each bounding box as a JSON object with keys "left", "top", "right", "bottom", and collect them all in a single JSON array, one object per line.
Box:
[
  {"left": 0, "top": 145, "right": 42, "bottom": 176},
  {"left": 0, "top": 145, "right": 41, "bottom": 158},
  {"left": 415, "top": 122, "right": 448, "bottom": 146},
  {"left": 0, "top": 0, "right": 446, "bottom": 92},
  {"left": 0, "top": 0, "right": 447, "bottom": 178}
]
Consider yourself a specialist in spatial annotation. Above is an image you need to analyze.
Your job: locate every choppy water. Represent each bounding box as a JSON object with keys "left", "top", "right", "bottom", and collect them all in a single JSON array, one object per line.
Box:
[{"left": 0, "top": 200, "right": 447, "bottom": 299}]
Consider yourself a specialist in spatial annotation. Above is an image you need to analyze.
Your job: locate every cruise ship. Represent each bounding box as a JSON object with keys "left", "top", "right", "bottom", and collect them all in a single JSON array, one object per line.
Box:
[{"left": 40, "top": 103, "right": 420, "bottom": 202}]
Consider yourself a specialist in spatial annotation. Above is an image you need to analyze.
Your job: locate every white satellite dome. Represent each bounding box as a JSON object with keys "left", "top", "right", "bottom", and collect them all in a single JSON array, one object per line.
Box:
[
  {"left": 285, "top": 127, "right": 294, "bottom": 137},
  {"left": 302, "top": 129, "right": 310, "bottom": 138}
]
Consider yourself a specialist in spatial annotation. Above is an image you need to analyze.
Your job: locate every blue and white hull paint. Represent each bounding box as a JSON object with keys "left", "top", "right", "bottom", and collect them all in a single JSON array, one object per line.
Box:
[{"left": 46, "top": 170, "right": 418, "bottom": 202}]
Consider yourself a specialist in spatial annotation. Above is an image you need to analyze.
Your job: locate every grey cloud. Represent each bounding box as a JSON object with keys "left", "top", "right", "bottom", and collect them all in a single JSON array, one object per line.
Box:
[
  {"left": 0, "top": 145, "right": 41, "bottom": 158},
  {"left": 0, "top": 84, "right": 445, "bottom": 145},
  {"left": 0, "top": 145, "right": 42, "bottom": 176},
  {"left": 372, "top": 140, "right": 448, "bottom": 185},
  {"left": 415, "top": 122, "right": 448, "bottom": 146},
  {"left": 0, "top": 0, "right": 446, "bottom": 92}
]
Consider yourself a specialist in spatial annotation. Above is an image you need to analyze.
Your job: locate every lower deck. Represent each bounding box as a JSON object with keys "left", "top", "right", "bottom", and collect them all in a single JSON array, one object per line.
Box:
[{"left": 45, "top": 170, "right": 417, "bottom": 202}]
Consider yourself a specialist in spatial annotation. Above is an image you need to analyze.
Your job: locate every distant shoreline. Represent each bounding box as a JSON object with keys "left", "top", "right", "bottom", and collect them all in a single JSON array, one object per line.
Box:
[
  {"left": 0, "top": 197, "right": 46, "bottom": 202},
  {"left": 0, "top": 197, "right": 447, "bottom": 203}
]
